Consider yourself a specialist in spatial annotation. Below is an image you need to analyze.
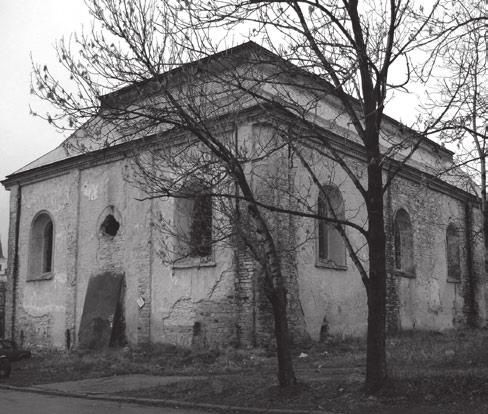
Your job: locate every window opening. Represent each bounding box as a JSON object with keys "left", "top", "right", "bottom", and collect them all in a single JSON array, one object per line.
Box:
[
  {"left": 43, "top": 220, "right": 53, "bottom": 273},
  {"left": 394, "top": 209, "right": 414, "bottom": 274},
  {"left": 446, "top": 223, "right": 461, "bottom": 281},
  {"left": 100, "top": 214, "right": 120, "bottom": 237},
  {"left": 317, "top": 185, "right": 346, "bottom": 267},
  {"left": 28, "top": 212, "right": 54, "bottom": 280},
  {"left": 174, "top": 185, "right": 212, "bottom": 260}
]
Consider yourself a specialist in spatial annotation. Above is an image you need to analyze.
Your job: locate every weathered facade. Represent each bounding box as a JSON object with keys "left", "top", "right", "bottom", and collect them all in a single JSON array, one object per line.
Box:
[
  {"left": 0, "top": 238, "right": 6, "bottom": 337},
  {"left": 2, "top": 43, "right": 486, "bottom": 350}
]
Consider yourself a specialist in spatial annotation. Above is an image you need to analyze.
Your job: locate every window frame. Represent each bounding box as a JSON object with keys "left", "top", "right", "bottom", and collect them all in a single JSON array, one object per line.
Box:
[
  {"left": 315, "top": 184, "right": 347, "bottom": 270},
  {"left": 27, "top": 211, "right": 55, "bottom": 281},
  {"left": 393, "top": 208, "right": 415, "bottom": 278},
  {"left": 446, "top": 222, "right": 461, "bottom": 283},
  {"left": 173, "top": 185, "right": 215, "bottom": 268}
]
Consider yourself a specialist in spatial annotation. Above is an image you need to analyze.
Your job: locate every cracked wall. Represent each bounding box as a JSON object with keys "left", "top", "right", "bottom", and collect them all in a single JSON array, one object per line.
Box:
[
  {"left": 385, "top": 175, "right": 482, "bottom": 331},
  {"left": 13, "top": 171, "right": 78, "bottom": 349},
  {"left": 150, "top": 209, "right": 240, "bottom": 348},
  {"left": 7, "top": 122, "right": 486, "bottom": 351}
]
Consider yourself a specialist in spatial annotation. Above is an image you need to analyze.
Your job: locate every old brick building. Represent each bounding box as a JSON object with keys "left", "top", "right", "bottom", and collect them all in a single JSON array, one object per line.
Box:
[{"left": 2, "top": 43, "right": 486, "bottom": 350}]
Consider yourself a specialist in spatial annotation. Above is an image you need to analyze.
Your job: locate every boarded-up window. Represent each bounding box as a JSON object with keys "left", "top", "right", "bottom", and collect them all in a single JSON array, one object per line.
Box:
[
  {"left": 317, "top": 185, "right": 346, "bottom": 267},
  {"left": 28, "top": 212, "right": 54, "bottom": 281},
  {"left": 78, "top": 272, "right": 125, "bottom": 349},
  {"left": 394, "top": 208, "right": 414, "bottom": 275},
  {"left": 174, "top": 184, "right": 212, "bottom": 260},
  {"left": 446, "top": 223, "right": 461, "bottom": 282}
]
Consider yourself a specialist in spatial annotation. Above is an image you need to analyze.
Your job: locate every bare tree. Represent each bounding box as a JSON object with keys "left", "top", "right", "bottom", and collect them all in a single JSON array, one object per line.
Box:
[
  {"left": 422, "top": 1, "right": 488, "bottom": 327},
  {"left": 31, "top": 0, "right": 484, "bottom": 393}
]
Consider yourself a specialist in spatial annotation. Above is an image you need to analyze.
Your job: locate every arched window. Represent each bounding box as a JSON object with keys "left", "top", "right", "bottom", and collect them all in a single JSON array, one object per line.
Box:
[
  {"left": 97, "top": 206, "right": 122, "bottom": 239},
  {"left": 28, "top": 212, "right": 54, "bottom": 280},
  {"left": 446, "top": 223, "right": 461, "bottom": 282},
  {"left": 394, "top": 208, "right": 414, "bottom": 275},
  {"left": 174, "top": 184, "right": 212, "bottom": 260},
  {"left": 317, "top": 185, "right": 346, "bottom": 267}
]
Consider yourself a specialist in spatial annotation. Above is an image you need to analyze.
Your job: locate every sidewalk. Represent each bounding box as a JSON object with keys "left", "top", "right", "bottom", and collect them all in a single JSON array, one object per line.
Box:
[
  {"left": 33, "top": 373, "right": 209, "bottom": 395},
  {"left": 1, "top": 373, "right": 336, "bottom": 414},
  {"left": 3, "top": 368, "right": 487, "bottom": 414}
]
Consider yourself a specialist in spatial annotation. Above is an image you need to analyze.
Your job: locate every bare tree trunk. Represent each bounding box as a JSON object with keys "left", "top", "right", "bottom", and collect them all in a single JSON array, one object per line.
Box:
[
  {"left": 268, "top": 278, "right": 296, "bottom": 387},
  {"left": 365, "top": 159, "right": 387, "bottom": 393},
  {"left": 470, "top": 81, "right": 487, "bottom": 328},
  {"left": 477, "top": 155, "right": 488, "bottom": 329},
  {"left": 247, "top": 202, "right": 297, "bottom": 387},
  {"left": 481, "top": 157, "right": 488, "bottom": 253}
]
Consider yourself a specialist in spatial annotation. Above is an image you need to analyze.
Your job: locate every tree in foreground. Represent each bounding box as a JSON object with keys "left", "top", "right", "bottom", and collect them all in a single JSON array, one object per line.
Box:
[
  {"left": 31, "top": 0, "right": 482, "bottom": 392},
  {"left": 422, "top": 1, "right": 488, "bottom": 326}
]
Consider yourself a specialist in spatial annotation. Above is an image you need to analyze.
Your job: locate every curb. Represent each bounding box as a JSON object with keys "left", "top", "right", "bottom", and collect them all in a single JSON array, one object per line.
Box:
[{"left": 0, "top": 383, "right": 337, "bottom": 414}]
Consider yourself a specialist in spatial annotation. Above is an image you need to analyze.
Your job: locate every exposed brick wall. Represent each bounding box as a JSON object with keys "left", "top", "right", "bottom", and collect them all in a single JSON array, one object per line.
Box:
[
  {"left": 234, "top": 249, "right": 257, "bottom": 347},
  {"left": 385, "top": 178, "right": 401, "bottom": 333},
  {"left": 5, "top": 134, "right": 486, "bottom": 353},
  {"left": 384, "top": 173, "right": 480, "bottom": 331}
]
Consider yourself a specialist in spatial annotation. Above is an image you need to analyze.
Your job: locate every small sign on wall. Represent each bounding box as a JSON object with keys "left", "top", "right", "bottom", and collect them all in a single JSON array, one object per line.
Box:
[{"left": 137, "top": 296, "right": 145, "bottom": 309}]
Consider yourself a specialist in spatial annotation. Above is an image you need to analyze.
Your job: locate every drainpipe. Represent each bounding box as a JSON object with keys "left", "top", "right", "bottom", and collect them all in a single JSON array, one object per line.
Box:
[
  {"left": 11, "top": 185, "right": 22, "bottom": 340},
  {"left": 72, "top": 169, "right": 82, "bottom": 347}
]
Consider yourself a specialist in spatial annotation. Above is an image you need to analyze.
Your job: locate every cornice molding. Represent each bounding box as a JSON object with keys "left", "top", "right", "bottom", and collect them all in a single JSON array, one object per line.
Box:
[{"left": 2, "top": 105, "right": 475, "bottom": 206}]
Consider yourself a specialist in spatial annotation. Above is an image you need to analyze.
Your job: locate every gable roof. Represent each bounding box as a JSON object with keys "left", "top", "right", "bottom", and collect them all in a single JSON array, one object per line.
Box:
[{"left": 5, "top": 41, "right": 453, "bottom": 181}]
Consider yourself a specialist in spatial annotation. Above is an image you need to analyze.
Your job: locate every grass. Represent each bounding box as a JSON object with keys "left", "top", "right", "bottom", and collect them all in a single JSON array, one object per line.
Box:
[{"left": 4, "top": 329, "right": 488, "bottom": 413}]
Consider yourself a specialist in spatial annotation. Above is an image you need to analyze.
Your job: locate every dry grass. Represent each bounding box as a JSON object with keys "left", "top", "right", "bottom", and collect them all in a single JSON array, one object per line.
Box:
[{"left": 4, "top": 329, "right": 488, "bottom": 413}]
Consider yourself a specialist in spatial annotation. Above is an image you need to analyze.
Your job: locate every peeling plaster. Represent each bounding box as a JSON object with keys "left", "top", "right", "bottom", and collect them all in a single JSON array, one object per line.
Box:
[
  {"left": 428, "top": 278, "right": 442, "bottom": 314},
  {"left": 161, "top": 297, "right": 192, "bottom": 322},
  {"left": 206, "top": 268, "right": 232, "bottom": 299},
  {"left": 82, "top": 182, "right": 99, "bottom": 200}
]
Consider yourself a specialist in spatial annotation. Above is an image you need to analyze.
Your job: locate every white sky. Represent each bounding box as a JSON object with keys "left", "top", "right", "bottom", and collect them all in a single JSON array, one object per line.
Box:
[
  {"left": 0, "top": 0, "right": 91, "bottom": 251},
  {"left": 0, "top": 0, "right": 430, "bottom": 255}
]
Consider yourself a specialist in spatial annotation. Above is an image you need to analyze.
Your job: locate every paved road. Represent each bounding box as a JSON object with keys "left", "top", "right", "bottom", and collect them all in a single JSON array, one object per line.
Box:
[{"left": 0, "top": 389, "right": 216, "bottom": 414}]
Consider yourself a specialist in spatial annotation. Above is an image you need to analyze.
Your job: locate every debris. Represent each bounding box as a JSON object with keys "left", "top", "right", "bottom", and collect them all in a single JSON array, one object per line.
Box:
[{"left": 298, "top": 352, "right": 308, "bottom": 358}]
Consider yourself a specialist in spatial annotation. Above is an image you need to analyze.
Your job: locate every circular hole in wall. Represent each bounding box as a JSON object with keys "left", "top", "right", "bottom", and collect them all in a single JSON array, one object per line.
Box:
[{"left": 100, "top": 214, "right": 120, "bottom": 237}]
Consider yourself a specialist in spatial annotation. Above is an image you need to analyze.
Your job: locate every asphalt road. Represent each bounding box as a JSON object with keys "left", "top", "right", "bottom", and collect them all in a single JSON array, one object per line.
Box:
[{"left": 0, "top": 389, "right": 216, "bottom": 414}]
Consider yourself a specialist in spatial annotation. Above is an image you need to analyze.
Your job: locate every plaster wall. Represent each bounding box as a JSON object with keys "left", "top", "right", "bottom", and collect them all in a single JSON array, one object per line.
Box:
[
  {"left": 15, "top": 171, "right": 78, "bottom": 349},
  {"left": 7, "top": 123, "right": 484, "bottom": 350},
  {"left": 388, "top": 176, "right": 472, "bottom": 331},
  {"left": 75, "top": 159, "right": 152, "bottom": 346},
  {"left": 294, "top": 155, "right": 369, "bottom": 340},
  {"left": 292, "top": 151, "right": 481, "bottom": 340},
  {"left": 11, "top": 154, "right": 243, "bottom": 350},
  {"left": 150, "top": 225, "right": 237, "bottom": 348}
]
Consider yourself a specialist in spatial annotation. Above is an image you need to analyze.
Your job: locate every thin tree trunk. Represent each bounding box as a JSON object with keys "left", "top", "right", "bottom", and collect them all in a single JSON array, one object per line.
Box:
[
  {"left": 268, "top": 280, "right": 296, "bottom": 387},
  {"left": 365, "top": 158, "right": 387, "bottom": 393},
  {"left": 480, "top": 157, "right": 487, "bottom": 252},
  {"left": 247, "top": 202, "right": 297, "bottom": 387},
  {"left": 470, "top": 72, "right": 486, "bottom": 328}
]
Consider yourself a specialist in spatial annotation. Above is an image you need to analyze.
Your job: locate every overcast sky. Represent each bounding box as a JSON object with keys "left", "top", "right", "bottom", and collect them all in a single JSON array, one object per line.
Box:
[
  {"left": 0, "top": 0, "right": 91, "bottom": 252},
  {"left": 0, "top": 0, "right": 426, "bottom": 257}
]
